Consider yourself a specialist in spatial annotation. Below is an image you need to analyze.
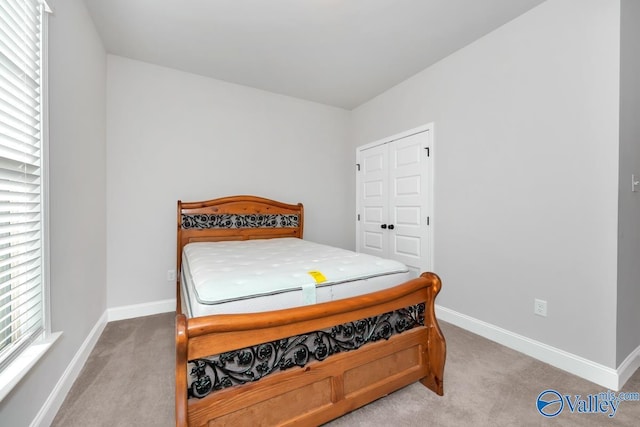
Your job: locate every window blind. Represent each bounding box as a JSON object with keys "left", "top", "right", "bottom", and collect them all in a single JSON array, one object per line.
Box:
[{"left": 0, "top": 0, "right": 46, "bottom": 372}]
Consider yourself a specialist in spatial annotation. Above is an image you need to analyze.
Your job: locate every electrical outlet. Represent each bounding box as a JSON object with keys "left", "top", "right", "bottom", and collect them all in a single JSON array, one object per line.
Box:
[
  {"left": 167, "top": 269, "right": 176, "bottom": 281},
  {"left": 534, "top": 299, "right": 547, "bottom": 317}
]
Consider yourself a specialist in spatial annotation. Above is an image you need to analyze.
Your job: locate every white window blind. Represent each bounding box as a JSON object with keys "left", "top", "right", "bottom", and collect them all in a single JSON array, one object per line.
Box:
[{"left": 0, "top": 0, "right": 47, "bottom": 372}]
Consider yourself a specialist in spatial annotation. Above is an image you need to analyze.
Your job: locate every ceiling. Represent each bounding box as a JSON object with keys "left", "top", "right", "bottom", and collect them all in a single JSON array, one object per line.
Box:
[{"left": 84, "top": 0, "right": 546, "bottom": 110}]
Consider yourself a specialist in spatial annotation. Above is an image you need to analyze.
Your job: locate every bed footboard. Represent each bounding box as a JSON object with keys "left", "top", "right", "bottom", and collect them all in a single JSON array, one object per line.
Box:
[{"left": 175, "top": 273, "right": 445, "bottom": 427}]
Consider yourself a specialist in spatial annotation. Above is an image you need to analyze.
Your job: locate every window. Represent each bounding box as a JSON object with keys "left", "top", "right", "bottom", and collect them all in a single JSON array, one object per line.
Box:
[{"left": 0, "top": 0, "right": 52, "bottom": 398}]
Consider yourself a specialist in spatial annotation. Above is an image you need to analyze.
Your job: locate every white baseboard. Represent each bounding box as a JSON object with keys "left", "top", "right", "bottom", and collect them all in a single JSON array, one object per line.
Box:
[
  {"left": 435, "top": 304, "right": 634, "bottom": 391},
  {"left": 617, "top": 343, "right": 640, "bottom": 390},
  {"left": 29, "top": 299, "right": 175, "bottom": 426},
  {"left": 30, "top": 311, "right": 108, "bottom": 427},
  {"left": 107, "top": 298, "right": 175, "bottom": 322}
]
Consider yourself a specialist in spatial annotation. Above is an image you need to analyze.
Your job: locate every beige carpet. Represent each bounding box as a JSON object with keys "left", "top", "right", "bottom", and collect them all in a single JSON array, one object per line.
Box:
[{"left": 52, "top": 312, "right": 640, "bottom": 426}]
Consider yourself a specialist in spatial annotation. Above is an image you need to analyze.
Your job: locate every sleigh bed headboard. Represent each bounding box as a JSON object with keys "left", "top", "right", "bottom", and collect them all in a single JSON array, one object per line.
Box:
[{"left": 176, "top": 195, "right": 304, "bottom": 283}]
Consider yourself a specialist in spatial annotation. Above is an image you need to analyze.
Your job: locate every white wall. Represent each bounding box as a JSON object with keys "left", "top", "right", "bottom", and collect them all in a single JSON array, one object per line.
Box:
[
  {"left": 617, "top": 0, "right": 640, "bottom": 366},
  {"left": 106, "top": 56, "right": 351, "bottom": 309},
  {"left": 351, "top": 0, "right": 620, "bottom": 367},
  {"left": 0, "top": 0, "right": 107, "bottom": 425}
]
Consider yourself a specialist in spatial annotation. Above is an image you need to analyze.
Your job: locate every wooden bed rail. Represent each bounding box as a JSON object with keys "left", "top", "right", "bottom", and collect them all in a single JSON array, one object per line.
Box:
[
  {"left": 175, "top": 314, "right": 188, "bottom": 427},
  {"left": 186, "top": 273, "right": 441, "bottom": 336},
  {"left": 176, "top": 273, "right": 445, "bottom": 426}
]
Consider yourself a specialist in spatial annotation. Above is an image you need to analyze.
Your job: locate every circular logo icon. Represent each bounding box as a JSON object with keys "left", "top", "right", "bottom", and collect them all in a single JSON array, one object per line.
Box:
[{"left": 537, "top": 389, "right": 564, "bottom": 417}]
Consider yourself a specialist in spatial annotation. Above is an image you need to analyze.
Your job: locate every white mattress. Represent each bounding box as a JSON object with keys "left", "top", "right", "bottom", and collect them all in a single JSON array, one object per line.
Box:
[{"left": 181, "top": 238, "right": 414, "bottom": 317}]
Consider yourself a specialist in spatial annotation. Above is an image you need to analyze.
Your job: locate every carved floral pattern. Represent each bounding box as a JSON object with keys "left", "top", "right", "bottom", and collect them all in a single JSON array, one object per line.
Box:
[
  {"left": 181, "top": 213, "right": 299, "bottom": 229},
  {"left": 187, "top": 303, "right": 425, "bottom": 399}
]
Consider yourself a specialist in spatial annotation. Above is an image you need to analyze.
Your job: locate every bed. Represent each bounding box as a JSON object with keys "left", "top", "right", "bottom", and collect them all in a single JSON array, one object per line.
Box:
[{"left": 175, "top": 195, "right": 446, "bottom": 426}]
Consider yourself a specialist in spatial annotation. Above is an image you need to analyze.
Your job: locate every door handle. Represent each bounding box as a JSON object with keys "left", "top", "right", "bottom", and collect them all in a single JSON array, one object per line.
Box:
[
  {"left": 380, "top": 224, "right": 387, "bottom": 229},
  {"left": 388, "top": 224, "right": 395, "bottom": 230}
]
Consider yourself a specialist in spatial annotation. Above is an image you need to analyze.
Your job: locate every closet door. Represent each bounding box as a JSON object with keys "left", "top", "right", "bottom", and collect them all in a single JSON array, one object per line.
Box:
[
  {"left": 358, "top": 143, "right": 389, "bottom": 259},
  {"left": 356, "top": 126, "right": 433, "bottom": 275},
  {"left": 388, "top": 132, "right": 430, "bottom": 275}
]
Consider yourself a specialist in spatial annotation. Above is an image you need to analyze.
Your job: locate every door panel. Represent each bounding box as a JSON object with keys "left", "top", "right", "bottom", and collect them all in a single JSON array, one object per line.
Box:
[
  {"left": 363, "top": 150, "right": 385, "bottom": 172},
  {"left": 395, "top": 235, "right": 421, "bottom": 257},
  {"left": 389, "top": 132, "right": 429, "bottom": 273},
  {"left": 394, "top": 175, "right": 421, "bottom": 196},
  {"left": 363, "top": 231, "right": 384, "bottom": 252},
  {"left": 394, "top": 142, "right": 422, "bottom": 168},
  {"left": 364, "top": 180, "right": 384, "bottom": 198},
  {"left": 395, "top": 205, "right": 421, "bottom": 226},
  {"left": 359, "top": 143, "right": 388, "bottom": 257}
]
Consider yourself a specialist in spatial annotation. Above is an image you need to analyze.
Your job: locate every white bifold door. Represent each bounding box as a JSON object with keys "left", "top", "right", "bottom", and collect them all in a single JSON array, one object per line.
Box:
[{"left": 356, "top": 127, "right": 433, "bottom": 276}]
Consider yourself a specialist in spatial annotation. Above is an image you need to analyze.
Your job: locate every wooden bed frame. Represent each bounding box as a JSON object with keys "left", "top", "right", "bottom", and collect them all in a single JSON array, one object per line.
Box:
[{"left": 175, "top": 195, "right": 445, "bottom": 426}]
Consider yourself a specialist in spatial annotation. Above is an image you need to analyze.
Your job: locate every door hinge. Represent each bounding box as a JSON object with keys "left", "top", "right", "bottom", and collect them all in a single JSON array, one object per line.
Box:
[
  {"left": 356, "top": 163, "right": 361, "bottom": 171},
  {"left": 424, "top": 147, "right": 430, "bottom": 157},
  {"left": 357, "top": 214, "right": 361, "bottom": 221},
  {"left": 427, "top": 217, "right": 430, "bottom": 226}
]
